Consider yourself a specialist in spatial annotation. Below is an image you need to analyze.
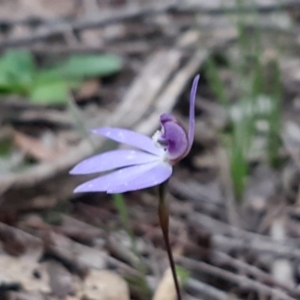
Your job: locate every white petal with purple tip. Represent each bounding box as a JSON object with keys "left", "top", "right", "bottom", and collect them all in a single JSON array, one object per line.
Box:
[
  {"left": 74, "top": 161, "right": 164, "bottom": 193},
  {"left": 70, "top": 149, "right": 159, "bottom": 174},
  {"left": 92, "top": 127, "right": 164, "bottom": 155},
  {"left": 107, "top": 162, "right": 172, "bottom": 193}
]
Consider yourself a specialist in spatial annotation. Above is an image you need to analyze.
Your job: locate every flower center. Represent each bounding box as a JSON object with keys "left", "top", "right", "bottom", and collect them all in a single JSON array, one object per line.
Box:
[{"left": 152, "top": 114, "right": 189, "bottom": 164}]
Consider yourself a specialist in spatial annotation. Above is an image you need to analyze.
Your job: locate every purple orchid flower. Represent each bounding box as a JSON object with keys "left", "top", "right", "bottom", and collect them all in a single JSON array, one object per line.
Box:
[{"left": 70, "top": 75, "right": 200, "bottom": 194}]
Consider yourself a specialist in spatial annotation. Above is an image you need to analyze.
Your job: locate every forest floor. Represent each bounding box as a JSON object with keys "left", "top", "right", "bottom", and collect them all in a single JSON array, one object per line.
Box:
[{"left": 1, "top": 1, "right": 300, "bottom": 300}]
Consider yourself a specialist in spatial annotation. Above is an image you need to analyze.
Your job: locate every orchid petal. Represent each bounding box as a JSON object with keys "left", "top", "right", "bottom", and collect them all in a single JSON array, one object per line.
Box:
[
  {"left": 107, "top": 162, "right": 172, "bottom": 193},
  {"left": 70, "top": 149, "right": 160, "bottom": 175},
  {"left": 159, "top": 115, "right": 188, "bottom": 160},
  {"left": 74, "top": 161, "right": 164, "bottom": 193},
  {"left": 92, "top": 127, "right": 164, "bottom": 155},
  {"left": 188, "top": 75, "right": 200, "bottom": 151}
]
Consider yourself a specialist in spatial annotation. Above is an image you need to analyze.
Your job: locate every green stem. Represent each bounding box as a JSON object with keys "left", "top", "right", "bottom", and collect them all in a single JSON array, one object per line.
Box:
[{"left": 158, "top": 182, "right": 181, "bottom": 300}]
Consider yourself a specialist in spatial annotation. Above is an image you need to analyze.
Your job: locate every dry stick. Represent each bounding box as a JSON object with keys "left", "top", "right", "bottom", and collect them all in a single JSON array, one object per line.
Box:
[
  {"left": 0, "top": 1, "right": 177, "bottom": 48},
  {"left": 158, "top": 182, "right": 181, "bottom": 300},
  {"left": 125, "top": 220, "right": 300, "bottom": 299},
  {"left": 150, "top": 218, "right": 300, "bottom": 298},
  {"left": 151, "top": 245, "right": 296, "bottom": 300},
  {"left": 212, "top": 251, "right": 300, "bottom": 298},
  {"left": 187, "top": 278, "right": 241, "bottom": 300},
  {"left": 179, "top": 257, "right": 296, "bottom": 300},
  {"left": 30, "top": 41, "right": 148, "bottom": 55},
  {"left": 0, "top": 0, "right": 299, "bottom": 27},
  {"left": 1, "top": 0, "right": 299, "bottom": 48},
  {"left": 185, "top": 0, "right": 300, "bottom": 14},
  {"left": 168, "top": 204, "right": 300, "bottom": 297},
  {"left": 213, "top": 234, "right": 300, "bottom": 261},
  {"left": 190, "top": 212, "right": 300, "bottom": 254}
]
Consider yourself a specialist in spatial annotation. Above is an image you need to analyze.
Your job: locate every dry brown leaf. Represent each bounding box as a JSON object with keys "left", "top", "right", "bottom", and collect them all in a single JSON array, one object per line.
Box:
[
  {"left": 76, "top": 79, "right": 100, "bottom": 100},
  {"left": 13, "top": 130, "right": 63, "bottom": 162}
]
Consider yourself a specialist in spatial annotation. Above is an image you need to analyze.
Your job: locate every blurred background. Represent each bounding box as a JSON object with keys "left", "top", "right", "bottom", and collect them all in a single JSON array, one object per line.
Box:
[{"left": 1, "top": 0, "right": 300, "bottom": 299}]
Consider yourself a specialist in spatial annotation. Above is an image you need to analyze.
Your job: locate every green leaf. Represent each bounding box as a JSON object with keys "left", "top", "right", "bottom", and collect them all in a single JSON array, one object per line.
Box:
[
  {"left": 175, "top": 266, "right": 190, "bottom": 285},
  {"left": 205, "top": 57, "right": 229, "bottom": 107},
  {"left": 63, "top": 54, "right": 122, "bottom": 79},
  {"left": 0, "top": 138, "right": 12, "bottom": 157},
  {"left": 29, "top": 81, "right": 70, "bottom": 104},
  {"left": 30, "top": 68, "right": 80, "bottom": 104},
  {"left": 0, "top": 50, "right": 35, "bottom": 93},
  {"left": 0, "top": 137, "right": 17, "bottom": 175},
  {"left": 35, "top": 68, "right": 64, "bottom": 84}
]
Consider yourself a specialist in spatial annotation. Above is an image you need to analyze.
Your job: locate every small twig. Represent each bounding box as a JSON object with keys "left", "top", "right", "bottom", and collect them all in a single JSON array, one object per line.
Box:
[
  {"left": 183, "top": 0, "right": 300, "bottom": 14},
  {"left": 187, "top": 211, "right": 300, "bottom": 262},
  {"left": 1, "top": 0, "right": 299, "bottom": 48},
  {"left": 150, "top": 243, "right": 298, "bottom": 299},
  {"left": 164, "top": 202, "right": 300, "bottom": 297},
  {"left": 179, "top": 257, "right": 296, "bottom": 300},
  {"left": 187, "top": 278, "right": 241, "bottom": 300},
  {"left": 0, "top": 1, "right": 177, "bottom": 48},
  {"left": 213, "top": 234, "right": 300, "bottom": 260},
  {"left": 31, "top": 40, "right": 149, "bottom": 55},
  {"left": 0, "top": 0, "right": 298, "bottom": 27},
  {"left": 141, "top": 208, "right": 300, "bottom": 299},
  {"left": 211, "top": 251, "right": 300, "bottom": 298},
  {"left": 190, "top": 211, "right": 300, "bottom": 250}
]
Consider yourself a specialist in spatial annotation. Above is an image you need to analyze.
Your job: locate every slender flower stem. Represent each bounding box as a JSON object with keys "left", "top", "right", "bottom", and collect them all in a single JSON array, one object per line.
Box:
[{"left": 158, "top": 182, "right": 181, "bottom": 300}]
